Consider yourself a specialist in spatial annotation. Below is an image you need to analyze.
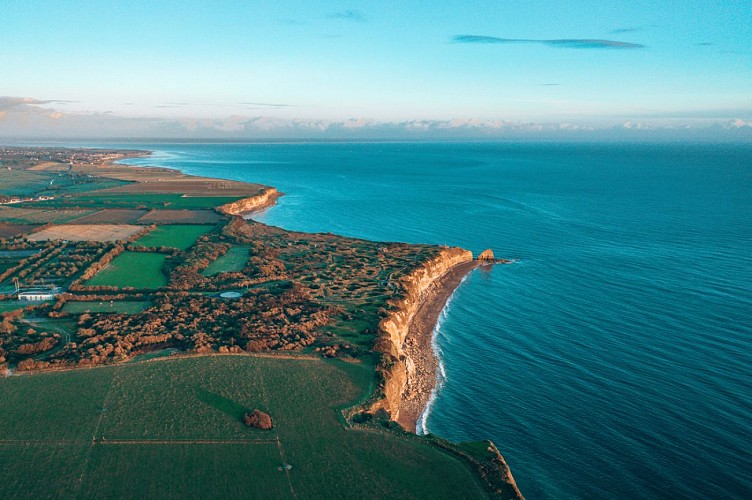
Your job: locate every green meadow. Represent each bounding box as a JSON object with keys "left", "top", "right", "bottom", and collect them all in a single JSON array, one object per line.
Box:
[
  {"left": 24, "top": 194, "right": 242, "bottom": 210},
  {"left": 202, "top": 246, "right": 249, "bottom": 275},
  {"left": 0, "top": 356, "right": 488, "bottom": 499},
  {"left": 84, "top": 252, "right": 168, "bottom": 289},
  {"left": 135, "top": 224, "right": 216, "bottom": 250},
  {"left": 62, "top": 300, "right": 151, "bottom": 314}
]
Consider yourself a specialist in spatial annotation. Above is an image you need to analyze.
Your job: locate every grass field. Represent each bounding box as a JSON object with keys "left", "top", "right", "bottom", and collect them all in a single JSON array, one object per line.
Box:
[
  {"left": 24, "top": 194, "right": 243, "bottom": 210},
  {"left": 203, "top": 246, "right": 249, "bottom": 276},
  {"left": 0, "top": 302, "right": 25, "bottom": 313},
  {"left": 0, "top": 170, "right": 55, "bottom": 196},
  {"left": 62, "top": 300, "right": 151, "bottom": 314},
  {"left": 0, "top": 170, "right": 129, "bottom": 198},
  {"left": 135, "top": 224, "right": 215, "bottom": 250},
  {"left": 0, "top": 206, "right": 96, "bottom": 224},
  {"left": 84, "top": 252, "right": 168, "bottom": 289},
  {"left": 0, "top": 356, "right": 488, "bottom": 499}
]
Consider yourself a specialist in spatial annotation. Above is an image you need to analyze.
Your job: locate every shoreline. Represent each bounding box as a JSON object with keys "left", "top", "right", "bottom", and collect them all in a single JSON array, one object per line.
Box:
[
  {"left": 32, "top": 146, "right": 522, "bottom": 496},
  {"left": 397, "top": 260, "right": 480, "bottom": 432}
]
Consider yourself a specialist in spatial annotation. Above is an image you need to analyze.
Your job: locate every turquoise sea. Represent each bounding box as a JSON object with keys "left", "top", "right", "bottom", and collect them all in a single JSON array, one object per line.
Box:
[{"left": 55, "top": 141, "right": 752, "bottom": 497}]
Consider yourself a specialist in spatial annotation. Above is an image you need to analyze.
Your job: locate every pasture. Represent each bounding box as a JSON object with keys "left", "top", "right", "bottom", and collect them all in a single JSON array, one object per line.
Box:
[
  {"left": 135, "top": 224, "right": 216, "bottom": 250},
  {"left": 138, "top": 209, "right": 224, "bottom": 225},
  {"left": 27, "top": 224, "right": 144, "bottom": 242},
  {"left": 0, "top": 206, "right": 95, "bottom": 224},
  {"left": 0, "top": 356, "right": 488, "bottom": 499},
  {"left": 0, "top": 170, "right": 55, "bottom": 196},
  {"left": 0, "top": 169, "right": 129, "bottom": 198},
  {"left": 24, "top": 193, "right": 243, "bottom": 210},
  {"left": 62, "top": 300, "right": 151, "bottom": 314},
  {"left": 203, "top": 246, "right": 249, "bottom": 275},
  {"left": 0, "top": 302, "right": 25, "bottom": 313},
  {"left": 84, "top": 252, "right": 168, "bottom": 289}
]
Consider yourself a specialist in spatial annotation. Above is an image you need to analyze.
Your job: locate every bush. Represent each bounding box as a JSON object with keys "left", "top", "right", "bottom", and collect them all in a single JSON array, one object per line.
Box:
[{"left": 242, "top": 409, "right": 273, "bottom": 430}]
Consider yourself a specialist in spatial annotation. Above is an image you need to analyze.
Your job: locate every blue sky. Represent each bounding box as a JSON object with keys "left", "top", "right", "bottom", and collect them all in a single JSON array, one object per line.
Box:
[{"left": 1, "top": 1, "right": 750, "bottom": 138}]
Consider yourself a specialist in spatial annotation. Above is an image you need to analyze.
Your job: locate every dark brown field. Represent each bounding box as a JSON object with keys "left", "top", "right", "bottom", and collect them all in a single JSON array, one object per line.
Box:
[
  {"left": 0, "top": 223, "right": 39, "bottom": 239},
  {"left": 138, "top": 209, "right": 224, "bottom": 224},
  {"left": 69, "top": 209, "right": 149, "bottom": 224}
]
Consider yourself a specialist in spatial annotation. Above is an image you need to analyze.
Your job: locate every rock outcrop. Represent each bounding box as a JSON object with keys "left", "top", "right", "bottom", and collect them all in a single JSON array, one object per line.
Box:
[
  {"left": 218, "top": 187, "right": 281, "bottom": 216},
  {"left": 371, "top": 246, "right": 473, "bottom": 422},
  {"left": 477, "top": 248, "right": 495, "bottom": 261},
  {"left": 243, "top": 409, "right": 273, "bottom": 430}
]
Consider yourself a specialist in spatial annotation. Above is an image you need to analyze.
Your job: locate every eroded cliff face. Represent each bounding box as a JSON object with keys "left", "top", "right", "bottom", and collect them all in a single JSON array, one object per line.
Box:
[
  {"left": 372, "top": 246, "right": 473, "bottom": 421},
  {"left": 218, "top": 187, "right": 281, "bottom": 216}
]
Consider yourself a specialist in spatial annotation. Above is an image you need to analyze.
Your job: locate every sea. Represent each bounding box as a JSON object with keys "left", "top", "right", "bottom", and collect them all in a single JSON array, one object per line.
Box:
[{"left": 35, "top": 141, "right": 752, "bottom": 498}]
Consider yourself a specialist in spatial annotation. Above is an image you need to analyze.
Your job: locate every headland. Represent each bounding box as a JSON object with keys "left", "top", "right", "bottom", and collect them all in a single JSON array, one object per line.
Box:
[{"left": 0, "top": 146, "right": 522, "bottom": 499}]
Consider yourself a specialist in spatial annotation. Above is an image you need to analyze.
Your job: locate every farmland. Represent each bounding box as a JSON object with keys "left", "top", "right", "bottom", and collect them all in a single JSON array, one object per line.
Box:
[
  {"left": 0, "top": 356, "right": 488, "bottom": 499},
  {"left": 25, "top": 193, "right": 244, "bottom": 210},
  {"left": 27, "top": 224, "right": 145, "bottom": 242},
  {"left": 202, "top": 246, "right": 249, "bottom": 275},
  {"left": 0, "top": 302, "right": 25, "bottom": 313},
  {"left": 0, "top": 147, "right": 512, "bottom": 498},
  {"left": 84, "top": 251, "right": 168, "bottom": 289},
  {"left": 0, "top": 167, "right": 130, "bottom": 199},
  {"left": 62, "top": 300, "right": 151, "bottom": 314},
  {"left": 138, "top": 209, "right": 224, "bottom": 225},
  {"left": 0, "top": 206, "right": 95, "bottom": 224},
  {"left": 70, "top": 209, "right": 149, "bottom": 224},
  {"left": 134, "top": 224, "right": 216, "bottom": 250},
  {"left": 0, "top": 223, "right": 39, "bottom": 239}
]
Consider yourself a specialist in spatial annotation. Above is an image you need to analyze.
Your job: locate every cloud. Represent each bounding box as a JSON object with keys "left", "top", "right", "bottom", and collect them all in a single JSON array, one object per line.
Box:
[
  {"left": 610, "top": 27, "right": 645, "bottom": 34},
  {"left": 326, "top": 9, "right": 366, "bottom": 22},
  {"left": 453, "top": 35, "right": 644, "bottom": 49},
  {"left": 726, "top": 119, "right": 752, "bottom": 129},
  {"left": 238, "top": 102, "right": 295, "bottom": 109},
  {"left": 1, "top": 95, "right": 749, "bottom": 141},
  {"left": 0, "top": 97, "right": 53, "bottom": 111}
]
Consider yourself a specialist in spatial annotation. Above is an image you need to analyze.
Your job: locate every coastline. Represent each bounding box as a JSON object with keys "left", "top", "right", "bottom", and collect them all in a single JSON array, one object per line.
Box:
[
  {"left": 398, "top": 259, "right": 480, "bottom": 432},
  {"left": 104, "top": 149, "right": 523, "bottom": 497}
]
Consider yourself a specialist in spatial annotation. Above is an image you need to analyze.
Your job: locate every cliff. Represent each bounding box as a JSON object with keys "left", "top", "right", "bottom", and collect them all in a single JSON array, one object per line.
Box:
[
  {"left": 372, "top": 246, "right": 474, "bottom": 421},
  {"left": 217, "top": 187, "right": 281, "bottom": 216}
]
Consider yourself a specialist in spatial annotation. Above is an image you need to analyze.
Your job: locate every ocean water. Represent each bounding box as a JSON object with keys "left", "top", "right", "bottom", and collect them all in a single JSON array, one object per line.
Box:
[{"left": 95, "top": 141, "right": 750, "bottom": 498}]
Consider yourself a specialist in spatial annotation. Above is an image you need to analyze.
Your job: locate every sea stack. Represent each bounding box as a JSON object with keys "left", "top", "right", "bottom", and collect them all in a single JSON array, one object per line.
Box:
[{"left": 477, "top": 248, "right": 495, "bottom": 261}]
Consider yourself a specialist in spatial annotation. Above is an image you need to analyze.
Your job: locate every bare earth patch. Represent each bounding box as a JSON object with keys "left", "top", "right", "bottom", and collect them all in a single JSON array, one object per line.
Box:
[{"left": 28, "top": 224, "right": 145, "bottom": 242}]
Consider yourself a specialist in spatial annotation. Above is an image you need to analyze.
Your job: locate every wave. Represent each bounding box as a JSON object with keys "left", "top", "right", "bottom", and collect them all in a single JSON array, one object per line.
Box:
[{"left": 416, "top": 270, "right": 473, "bottom": 435}]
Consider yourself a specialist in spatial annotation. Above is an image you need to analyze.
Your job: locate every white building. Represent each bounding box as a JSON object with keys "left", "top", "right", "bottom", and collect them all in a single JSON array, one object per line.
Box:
[{"left": 17, "top": 288, "right": 61, "bottom": 301}]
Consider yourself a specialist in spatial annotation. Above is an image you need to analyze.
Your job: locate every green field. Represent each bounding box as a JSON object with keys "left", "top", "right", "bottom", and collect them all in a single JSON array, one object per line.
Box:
[
  {"left": 0, "top": 356, "right": 488, "bottom": 499},
  {"left": 24, "top": 194, "right": 242, "bottom": 210},
  {"left": 0, "top": 302, "right": 25, "bottom": 313},
  {"left": 84, "top": 252, "right": 168, "bottom": 289},
  {"left": 0, "top": 170, "right": 57, "bottom": 196},
  {"left": 62, "top": 300, "right": 151, "bottom": 314},
  {"left": 202, "top": 246, "right": 249, "bottom": 276},
  {"left": 0, "top": 170, "right": 129, "bottom": 198},
  {"left": 135, "top": 225, "right": 216, "bottom": 250}
]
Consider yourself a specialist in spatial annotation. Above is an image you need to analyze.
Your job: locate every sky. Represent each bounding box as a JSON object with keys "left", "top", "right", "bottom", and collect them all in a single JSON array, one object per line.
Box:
[{"left": 1, "top": 0, "right": 750, "bottom": 139}]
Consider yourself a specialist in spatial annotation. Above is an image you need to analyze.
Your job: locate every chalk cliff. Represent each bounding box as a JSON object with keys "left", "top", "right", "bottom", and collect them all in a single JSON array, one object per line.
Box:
[{"left": 218, "top": 187, "right": 281, "bottom": 216}]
